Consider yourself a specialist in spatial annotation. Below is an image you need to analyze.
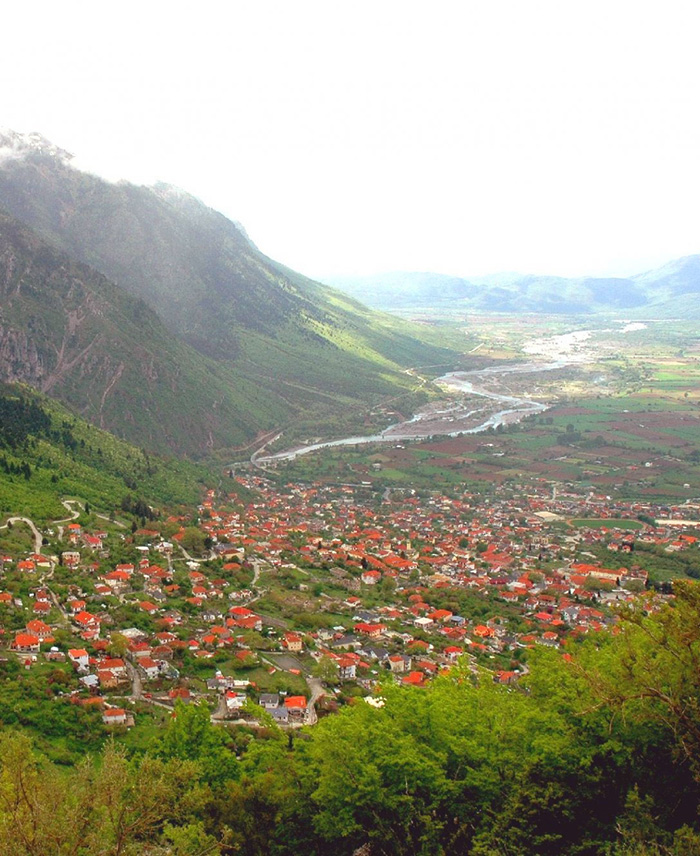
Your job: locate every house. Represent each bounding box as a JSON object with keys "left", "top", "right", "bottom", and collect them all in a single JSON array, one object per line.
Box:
[
  {"left": 138, "top": 601, "right": 159, "bottom": 614},
  {"left": 74, "top": 610, "right": 100, "bottom": 631},
  {"left": 225, "top": 691, "right": 247, "bottom": 712},
  {"left": 387, "top": 654, "right": 409, "bottom": 673},
  {"left": 429, "top": 609, "right": 453, "bottom": 623},
  {"left": 139, "top": 657, "right": 160, "bottom": 680},
  {"left": 102, "top": 708, "right": 128, "bottom": 726},
  {"left": 259, "top": 693, "right": 280, "bottom": 709},
  {"left": 68, "top": 648, "right": 90, "bottom": 670},
  {"left": 103, "top": 571, "right": 131, "bottom": 592},
  {"left": 233, "top": 615, "right": 263, "bottom": 632},
  {"left": 443, "top": 646, "right": 462, "bottom": 662},
  {"left": 80, "top": 673, "right": 100, "bottom": 691},
  {"left": 284, "top": 695, "right": 307, "bottom": 717},
  {"left": 25, "top": 619, "right": 53, "bottom": 642},
  {"left": 100, "top": 657, "right": 127, "bottom": 678},
  {"left": 128, "top": 641, "right": 152, "bottom": 659},
  {"left": 98, "top": 669, "right": 120, "bottom": 689},
  {"left": 168, "top": 687, "right": 192, "bottom": 704},
  {"left": 354, "top": 622, "right": 386, "bottom": 638},
  {"left": 270, "top": 706, "right": 289, "bottom": 724},
  {"left": 337, "top": 656, "right": 357, "bottom": 680},
  {"left": 12, "top": 633, "right": 40, "bottom": 653},
  {"left": 282, "top": 632, "right": 303, "bottom": 652}
]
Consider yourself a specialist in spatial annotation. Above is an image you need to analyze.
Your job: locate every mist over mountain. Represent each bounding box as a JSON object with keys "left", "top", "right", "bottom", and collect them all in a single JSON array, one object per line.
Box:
[
  {"left": 327, "top": 259, "right": 700, "bottom": 316},
  {"left": 0, "top": 131, "right": 456, "bottom": 456}
]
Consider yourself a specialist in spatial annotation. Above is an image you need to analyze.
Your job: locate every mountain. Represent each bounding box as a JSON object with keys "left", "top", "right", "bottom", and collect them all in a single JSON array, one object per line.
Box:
[
  {"left": 633, "top": 254, "right": 700, "bottom": 297},
  {"left": 328, "top": 272, "right": 479, "bottom": 309},
  {"left": 0, "top": 131, "right": 456, "bottom": 454},
  {"left": 0, "top": 210, "right": 295, "bottom": 456},
  {"left": 326, "top": 259, "right": 700, "bottom": 316}
]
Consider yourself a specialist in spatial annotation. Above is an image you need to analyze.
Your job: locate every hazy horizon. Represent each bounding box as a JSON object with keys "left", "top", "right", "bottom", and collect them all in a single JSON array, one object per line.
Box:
[{"left": 2, "top": 1, "right": 699, "bottom": 282}]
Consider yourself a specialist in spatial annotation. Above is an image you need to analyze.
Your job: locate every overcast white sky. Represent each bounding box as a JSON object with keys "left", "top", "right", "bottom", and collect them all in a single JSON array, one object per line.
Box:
[{"left": 2, "top": 1, "right": 699, "bottom": 280}]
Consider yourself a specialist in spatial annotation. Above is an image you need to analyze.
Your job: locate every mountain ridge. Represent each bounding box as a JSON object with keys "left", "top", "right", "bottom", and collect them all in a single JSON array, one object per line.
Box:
[{"left": 326, "top": 256, "right": 700, "bottom": 316}]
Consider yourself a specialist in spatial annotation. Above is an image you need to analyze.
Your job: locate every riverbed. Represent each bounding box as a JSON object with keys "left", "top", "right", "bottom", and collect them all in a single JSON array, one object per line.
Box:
[
  {"left": 253, "top": 328, "right": 593, "bottom": 465},
  {"left": 252, "top": 320, "right": 656, "bottom": 466}
]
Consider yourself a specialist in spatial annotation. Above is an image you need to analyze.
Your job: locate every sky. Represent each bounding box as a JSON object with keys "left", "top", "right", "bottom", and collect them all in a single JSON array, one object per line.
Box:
[{"left": 2, "top": 1, "right": 700, "bottom": 281}]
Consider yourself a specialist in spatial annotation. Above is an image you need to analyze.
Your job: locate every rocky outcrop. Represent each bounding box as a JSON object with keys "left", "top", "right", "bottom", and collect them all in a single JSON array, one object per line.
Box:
[{"left": 0, "top": 325, "right": 46, "bottom": 383}]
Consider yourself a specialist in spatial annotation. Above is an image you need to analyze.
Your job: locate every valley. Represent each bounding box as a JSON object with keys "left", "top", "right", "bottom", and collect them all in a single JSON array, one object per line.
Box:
[
  {"left": 1, "top": 132, "right": 700, "bottom": 855},
  {"left": 1, "top": 313, "right": 699, "bottom": 853}
]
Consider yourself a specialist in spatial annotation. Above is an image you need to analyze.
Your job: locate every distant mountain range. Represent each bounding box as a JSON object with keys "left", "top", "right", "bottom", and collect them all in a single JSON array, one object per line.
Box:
[
  {"left": 327, "top": 257, "right": 700, "bottom": 316},
  {"left": 0, "top": 130, "right": 455, "bottom": 456}
]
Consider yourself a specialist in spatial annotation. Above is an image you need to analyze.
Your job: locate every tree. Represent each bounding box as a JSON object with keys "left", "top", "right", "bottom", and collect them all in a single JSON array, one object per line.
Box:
[
  {"left": 583, "top": 581, "right": 700, "bottom": 783},
  {"left": 155, "top": 700, "right": 239, "bottom": 787},
  {"left": 312, "top": 655, "right": 339, "bottom": 685},
  {"left": 108, "top": 632, "right": 129, "bottom": 658},
  {"left": 180, "top": 527, "right": 206, "bottom": 554}
]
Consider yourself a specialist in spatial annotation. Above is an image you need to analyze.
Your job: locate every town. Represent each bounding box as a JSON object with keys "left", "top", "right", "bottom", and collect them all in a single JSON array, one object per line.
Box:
[{"left": 1, "top": 464, "right": 698, "bottom": 754}]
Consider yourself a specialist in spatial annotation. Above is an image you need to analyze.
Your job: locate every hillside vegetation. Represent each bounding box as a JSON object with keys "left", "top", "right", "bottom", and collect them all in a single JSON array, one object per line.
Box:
[{"left": 0, "top": 383, "right": 211, "bottom": 521}]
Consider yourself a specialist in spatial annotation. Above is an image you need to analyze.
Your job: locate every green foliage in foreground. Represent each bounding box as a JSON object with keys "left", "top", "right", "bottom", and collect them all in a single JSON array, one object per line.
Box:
[{"left": 5, "top": 583, "right": 700, "bottom": 854}]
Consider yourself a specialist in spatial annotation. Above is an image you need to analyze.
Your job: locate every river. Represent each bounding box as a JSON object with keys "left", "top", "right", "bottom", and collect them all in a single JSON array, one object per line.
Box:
[{"left": 252, "top": 323, "right": 641, "bottom": 466}]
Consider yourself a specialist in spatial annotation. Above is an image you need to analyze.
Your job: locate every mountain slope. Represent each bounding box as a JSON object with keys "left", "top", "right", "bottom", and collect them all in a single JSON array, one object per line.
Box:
[
  {"left": 0, "top": 131, "right": 457, "bottom": 453},
  {"left": 0, "top": 382, "right": 212, "bottom": 521},
  {"left": 326, "top": 270, "right": 652, "bottom": 314},
  {"left": 634, "top": 254, "right": 700, "bottom": 297},
  {"left": 0, "top": 210, "right": 294, "bottom": 455},
  {"left": 0, "top": 131, "right": 454, "bottom": 372}
]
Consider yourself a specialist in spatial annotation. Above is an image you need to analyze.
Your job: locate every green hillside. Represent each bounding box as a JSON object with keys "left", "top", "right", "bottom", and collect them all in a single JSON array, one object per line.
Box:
[
  {"left": 0, "top": 383, "right": 212, "bottom": 522},
  {"left": 0, "top": 134, "right": 458, "bottom": 457},
  {"left": 0, "top": 210, "right": 300, "bottom": 456},
  {"left": 0, "top": 206, "right": 453, "bottom": 457}
]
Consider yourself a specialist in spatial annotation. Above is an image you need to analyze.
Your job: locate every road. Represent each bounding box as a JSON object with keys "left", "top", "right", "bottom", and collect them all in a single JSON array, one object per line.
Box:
[
  {"left": 251, "top": 558, "right": 264, "bottom": 587},
  {"left": 127, "top": 660, "right": 143, "bottom": 701},
  {"left": 249, "top": 432, "right": 283, "bottom": 470},
  {"left": 53, "top": 499, "right": 81, "bottom": 539},
  {"left": 0, "top": 514, "right": 73, "bottom": 625},
  {"left": 305, "top": 676, "right": 324, "bottom": 725}
]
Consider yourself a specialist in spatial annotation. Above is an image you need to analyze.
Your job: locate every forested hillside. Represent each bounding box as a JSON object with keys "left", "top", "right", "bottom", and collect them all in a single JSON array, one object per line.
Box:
[
  {"left": 0, "top": 383, "right": 211, "bottom": 520},
  {"left": 3, "top": 582, "right": 700, "bottom": 855}
]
